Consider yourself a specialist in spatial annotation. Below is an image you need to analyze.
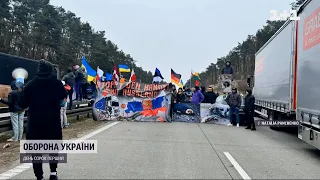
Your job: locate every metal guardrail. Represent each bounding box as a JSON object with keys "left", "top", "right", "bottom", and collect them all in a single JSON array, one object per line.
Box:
[{"left": 0, "top": 102, "right": 93, "bottom": 133}]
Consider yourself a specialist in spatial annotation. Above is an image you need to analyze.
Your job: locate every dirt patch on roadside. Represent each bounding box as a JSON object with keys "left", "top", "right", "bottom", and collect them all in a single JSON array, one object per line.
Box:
[{"left": 0, "top": 117, "right": 106, "bottom": 171}]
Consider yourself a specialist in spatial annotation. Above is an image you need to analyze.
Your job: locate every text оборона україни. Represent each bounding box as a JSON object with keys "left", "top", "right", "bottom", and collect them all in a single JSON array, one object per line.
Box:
[{"left": 19, "top": 140, "right": 97, "bottom": 163}]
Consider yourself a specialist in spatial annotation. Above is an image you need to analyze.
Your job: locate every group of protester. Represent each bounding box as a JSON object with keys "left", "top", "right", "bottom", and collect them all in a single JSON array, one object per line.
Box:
[
  {"left": 170, "top": 84, "right": 256, "bottom": 130},
  {"left": 171, "top": 85, "right": 218, "bottom": 104},
  {"left": 61, "top": 66, "right": 96, "bottom": 110}
]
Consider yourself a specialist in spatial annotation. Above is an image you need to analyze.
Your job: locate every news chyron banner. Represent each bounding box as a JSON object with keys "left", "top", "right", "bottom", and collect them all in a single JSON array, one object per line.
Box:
[
  {"left": 20, "top": 140, "right": 97, "bottom": 163},
  {"left": 93, "top": 81, "right": 173, "bottom": 122}
]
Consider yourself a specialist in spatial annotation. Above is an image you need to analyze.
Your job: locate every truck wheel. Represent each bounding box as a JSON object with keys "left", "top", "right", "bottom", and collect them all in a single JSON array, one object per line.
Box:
[{"left": 269, "top": 111, "right": 280, "bottom": 131}]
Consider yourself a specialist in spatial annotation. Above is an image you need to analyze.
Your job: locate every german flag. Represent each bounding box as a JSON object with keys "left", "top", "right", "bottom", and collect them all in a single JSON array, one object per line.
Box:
[{"left": 171, "top": 69, "right": 181, "bottom": 84}]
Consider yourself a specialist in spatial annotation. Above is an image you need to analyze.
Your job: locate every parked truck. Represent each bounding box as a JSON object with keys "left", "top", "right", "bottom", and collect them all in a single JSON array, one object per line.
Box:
[
  {"left": 254, "top": 0, "right": 320, "bottom": 150},
  {"left": 0, "top": 52, "right": 60, "bottom": 105}
]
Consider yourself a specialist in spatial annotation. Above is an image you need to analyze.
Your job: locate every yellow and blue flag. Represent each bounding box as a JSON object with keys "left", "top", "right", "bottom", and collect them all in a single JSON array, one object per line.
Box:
[
  {"left": 119, "top": 64, "right": 131, "bottom": 73},
  {"left": 81, "top": 56, "right": 97, "bottom": 82},
  {"left": 178, "top": 79, "right": 184, "bottom": 88}
]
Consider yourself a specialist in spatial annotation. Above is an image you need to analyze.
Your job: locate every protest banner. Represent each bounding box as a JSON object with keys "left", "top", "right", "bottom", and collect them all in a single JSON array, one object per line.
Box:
[
  {"left": 92, "top": 81, "right": 172, "bottom": 122},
  {"left": 172, "top": 103, "right": 200, "bottom": 123},
  {"left": 200, "top": 103, "right": 230, "bottom": 125}
]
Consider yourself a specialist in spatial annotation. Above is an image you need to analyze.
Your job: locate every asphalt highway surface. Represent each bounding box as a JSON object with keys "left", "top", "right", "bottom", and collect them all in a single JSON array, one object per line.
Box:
[{"left": 1, "top": 119, "right": 320, "bottom": 179}]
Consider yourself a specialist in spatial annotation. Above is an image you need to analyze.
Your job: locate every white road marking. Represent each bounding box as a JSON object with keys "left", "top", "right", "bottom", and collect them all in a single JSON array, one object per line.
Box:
[
  {"left": 224, "top": 152, "right": 251, "bottom": 180},
  {"left": 0, "top": 121, "right": 120, "bottom": 179}
]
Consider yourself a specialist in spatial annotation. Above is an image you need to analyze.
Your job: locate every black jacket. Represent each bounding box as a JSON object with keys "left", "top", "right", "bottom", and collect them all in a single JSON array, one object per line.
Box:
[
  {"left": 19, "top": 60, "right": 67, "bottom": 140},
  {"left": 62, "top": 72, "right": 75, "bottom": 87},
  {"left": 176, "top": 92, "right": 185, "bottom": 103},
  {"left": 0, "top": 81, "right": 24, "bottom": 112},
  {"left": 204, "top": 92, "right": 217, "bottom": 104},
  {"left": 244, "top": 94, "right": 255, "bottom": 113}
]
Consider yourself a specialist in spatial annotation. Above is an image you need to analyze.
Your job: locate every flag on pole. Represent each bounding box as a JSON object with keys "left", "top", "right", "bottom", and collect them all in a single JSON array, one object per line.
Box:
[
  {"left": 105, "top": 73, "right": 113, "bottom": 81},
  {"left": 195, "top": 80, "right": 200, "bottom": 86},
  {"left": 81, "top": 57, "right": 97, "bottom": 82},
  {"left": 178, "top": 79, "right": 184, "bottom": 88},
  {"left": 129, "top": 68, "right": 136, "bottom": 82},
  {"left": 118, "top": 64, "right": 131, "bottom": 73},
  {"left": 153, "top": 68, "right": 164, "bottom": 83},
  {"left": 113, "top": 64, "right": 120, "bottom": 82},
  {"left": 171, "top": 69, "right": 181, "bottom": 85},
  {"left": 193, "top": 72, "right": 200, "bottom": 80},
  {"left": 95, "top": 66, "right": 104, "bottom": 83}
]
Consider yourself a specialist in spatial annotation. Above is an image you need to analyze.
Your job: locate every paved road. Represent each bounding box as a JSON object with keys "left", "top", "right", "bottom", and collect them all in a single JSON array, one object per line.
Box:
[{"left": 1, "top": 121, "right": 320, "bottom": 179}]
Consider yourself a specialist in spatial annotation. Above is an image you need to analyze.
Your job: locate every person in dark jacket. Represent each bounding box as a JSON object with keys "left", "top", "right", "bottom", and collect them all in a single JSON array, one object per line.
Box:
[
  {"left": 225, "top": 87, "right": 242, "bottom": 127},
  {"left": 74, "top": 66, "right": 83, "bottom": 100},
  {"left": 176, "top": 88, "right": 185, "bottom": 103},
  {"left": 90, "top": 81, "right": 97, "bottom": 99},
  {"left": 168, "top": 83, "right": 175, "bottom": 119},
  {"left": 244, "top": 89, "right": 256, "bottom": 130},
  {"left": 19, "top": 60, "right": 67, "bottom": 180},
  {"left": 200, "top": 86, "right": 206, "bottom": 95},
  {"left": 0, "top": 81, "right": 25, "bottom": 141},
  {"left": 204, "top": 87, "right": 217, "bottom": 104},
  {"left": 62, "top": 69, "right": 75, "bottom": 110},
  {"left": 183, "top": 86, "right": 192, "bottom": 102},
  {"left": 79, "top": 67, "right": 88, "bottom": 100},
  {"left": 221, "top": 61, "right": 234, "bottom": 80}
]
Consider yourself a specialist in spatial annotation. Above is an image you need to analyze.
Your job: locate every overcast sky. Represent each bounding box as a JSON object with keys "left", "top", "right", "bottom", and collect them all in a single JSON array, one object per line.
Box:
[{"left": 50, "top": 0, "right": 293, "bottom": 83}]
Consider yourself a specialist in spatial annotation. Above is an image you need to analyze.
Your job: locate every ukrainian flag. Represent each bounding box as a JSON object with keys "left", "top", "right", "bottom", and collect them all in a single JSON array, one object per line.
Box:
[
  {"left": 81, "top": 56, "right": 97, "bottom": 82},
  {"left": 119, "top": 64, "right": 131, "bottom": 73},
  {"left": 178, "top": 79, "right": 184, "bottom": 88}
]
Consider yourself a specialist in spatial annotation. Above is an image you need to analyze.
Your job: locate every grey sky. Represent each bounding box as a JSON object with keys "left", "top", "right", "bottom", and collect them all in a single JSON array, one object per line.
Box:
[{"left": 50, "top": 0, "right": 293, "bottom": 83}]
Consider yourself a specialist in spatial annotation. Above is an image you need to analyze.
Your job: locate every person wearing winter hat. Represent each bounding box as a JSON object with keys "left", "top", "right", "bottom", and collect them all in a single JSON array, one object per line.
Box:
[
  {"left": 244, "top": 89, "right": 256, "bottom": 130},
  {"left": 225, "top": 87, "right": 242, "bottom": 127},
  {"left": 18, "top": 59, "right": 67, "bottom": 180}
]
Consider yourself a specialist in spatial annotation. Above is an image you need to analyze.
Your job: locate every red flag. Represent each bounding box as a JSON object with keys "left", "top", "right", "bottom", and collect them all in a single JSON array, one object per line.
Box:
[
  {"left": 129, "top": 68, "right": 136, "bottom": 82},
  {"left": 195, "top": 80, "right": 200, "bottom": 86},
  {"left": 112, "top": 64, "right": 120, "bottom": 82}
]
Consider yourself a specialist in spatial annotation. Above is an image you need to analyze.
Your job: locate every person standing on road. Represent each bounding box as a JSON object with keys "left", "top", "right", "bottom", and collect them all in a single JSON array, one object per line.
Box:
[
  {"left": 191, "top": 86, "right": 204, "bottom": 104},
  {"left": 0, "top": 81, "right": 25, "bottom": 142},
  {"left": 244, "top": 89, "right": 256, "bottom": 131},
  {"left": 226, "top": 87, "right": 242, "bottom": 127},
  {"left": 204, "top": 87, "right": 217, "bottom": 104},
  {"left": 62, "top": 69, "right": 75, "bottom": 110},
  {"left": 183, "top": 86, "right": 192, "bottom": 102},
  {"left": 19, "top": 60, "right": 67, "bottom": 180},
  {"left": 176, "top": 88, "right": 185, "bottom": 103},
  {"left": 200, "top": 86, "right": 206, "bottom": 95}
]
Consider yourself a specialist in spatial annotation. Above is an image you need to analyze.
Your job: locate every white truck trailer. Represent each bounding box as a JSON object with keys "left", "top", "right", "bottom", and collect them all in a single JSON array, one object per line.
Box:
[{"left": 254, "top": 0, "right": 320, "bottom": 150}]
